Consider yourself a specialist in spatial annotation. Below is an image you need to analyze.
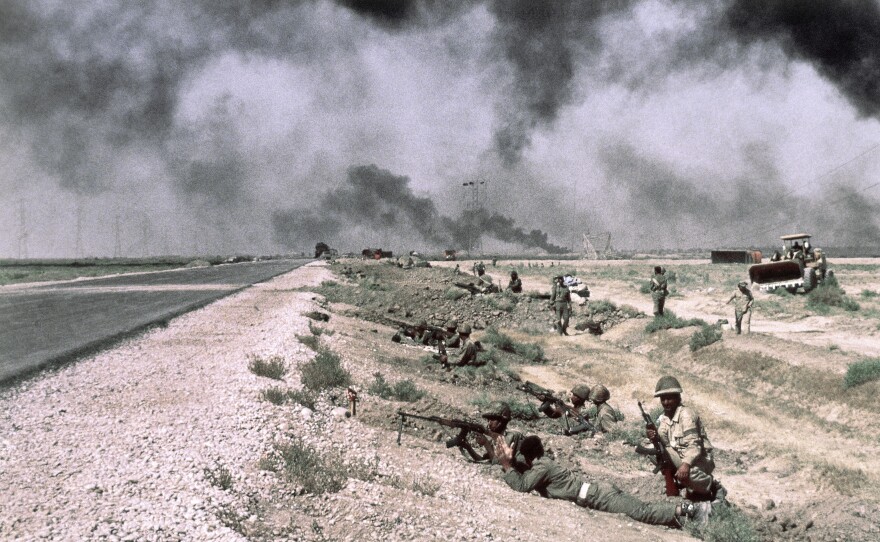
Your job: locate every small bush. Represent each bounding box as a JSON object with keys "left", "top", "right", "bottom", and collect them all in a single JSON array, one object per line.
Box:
[
  {"left": 204, "top": 463, "right": 234, "bottom": 490},
  {"left": 690, "top": 324, "right": 722, "bottom": 352},
  {"left": 272, "top": 439, "right": 347, "bottom": 495},
  {"left": 619, "top": 304, "right": 643, "bottom": 318},
  {"left": 607, "top": 420, "right": 645, "bottom": 446},
  {"left": 588, "top": 299, "right": 618, "bottom": 316},
  {"left": 297, "top": 334, "right": 321, "bottom": 351},
  {"left": 639, "top": 282, "right": 652, "bottom": 294},
  {"left": 367, "top": 372, "right": 426, "bottom": 402},
  {"left": 247, "top": 354, "right": 287, "bottom": 380},
  {"left": 481, "top": 327, "right": 545, "bottom": 363},
  {"left": 301, "top": 349, "right": 352, "bottom": 391},
  {"left": 286, "top": 389, "right": 316, "bottom": 410},
  {"left": 812, "top": 461, "right": 866, "bottom": 496},
  {"left": 261, "top": 386, "right": 287, "bottom": 405},
  {"left": 304, "top": 311, "right": 330, "bottom": 321},
  {"left": 444, "top": 287, "right": 467, "bottom": 301},
  {"left": 410, "top": 475, "right": 442, "bottom": 496},
  {"left": 860, "top": 289, "right": 878, "bottom": 298},
  {"left": 843, "top": 358, "right": 880, "bottom": 389},
  {"left": 687, "top": 503, "right": 760, "bottom": 542},
  {"left": 808, "top": 283, "right": 860, "bottom": 313},
  {"left": 320, "top": 280, "right": 338, "bottom": 288},
  {"left": 471, "top": 395, "right": 540, "bottom": 420},
  {"left": 645, "top": 311, "right": 707, "bottom": 333}
]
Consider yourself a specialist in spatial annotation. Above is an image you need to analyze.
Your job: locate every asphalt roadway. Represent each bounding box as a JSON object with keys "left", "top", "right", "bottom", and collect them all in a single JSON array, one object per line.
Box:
[{"left": 0, "top": 259, "right": 310, "bottom": 385}]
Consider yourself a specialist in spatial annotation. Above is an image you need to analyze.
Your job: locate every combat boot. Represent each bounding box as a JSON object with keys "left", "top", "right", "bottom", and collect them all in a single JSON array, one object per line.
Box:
[{"left": 676, "top": 500, "right": 711, "bottom": 527}]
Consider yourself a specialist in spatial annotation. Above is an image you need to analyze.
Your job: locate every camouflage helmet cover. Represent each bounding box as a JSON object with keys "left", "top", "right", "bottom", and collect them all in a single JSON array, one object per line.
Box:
[
  {"left": 570, "top": 385, "right": 591, "bottom": 401},
  {"left": 481, "top": 401, "right": 512, "bottom": 421},
  {"left": 654, "top": 375, "right": 683, "bottom": 397},
  {"left": 589, "top": 384, "right": 610, "bottom": 403}
]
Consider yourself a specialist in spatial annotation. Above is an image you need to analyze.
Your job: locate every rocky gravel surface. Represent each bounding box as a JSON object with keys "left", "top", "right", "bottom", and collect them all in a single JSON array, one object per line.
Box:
[{"left": 0, "top": 262, "right": 696, "bottom": 542}]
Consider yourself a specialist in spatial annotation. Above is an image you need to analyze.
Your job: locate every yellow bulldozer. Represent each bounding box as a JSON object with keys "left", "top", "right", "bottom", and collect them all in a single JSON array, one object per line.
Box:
[{"left": 748, "top": 234, "right": 828, "bottom": 292}]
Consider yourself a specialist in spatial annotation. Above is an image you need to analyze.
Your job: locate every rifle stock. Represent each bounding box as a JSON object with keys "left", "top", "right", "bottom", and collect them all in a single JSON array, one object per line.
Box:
[{"left": 637, "top": 401, "right": 680, "bottom": 497}]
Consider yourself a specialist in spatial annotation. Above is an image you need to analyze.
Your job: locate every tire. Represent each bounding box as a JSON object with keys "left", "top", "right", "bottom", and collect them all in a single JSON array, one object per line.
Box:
[{"left": 803, "top": 267, "right": 818, "bottom": 292}]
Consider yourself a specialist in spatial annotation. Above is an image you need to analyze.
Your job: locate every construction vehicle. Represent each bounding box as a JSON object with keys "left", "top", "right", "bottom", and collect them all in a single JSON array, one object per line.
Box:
[{"left": 748, "top": 234, "right": 828, "bottom": 292}]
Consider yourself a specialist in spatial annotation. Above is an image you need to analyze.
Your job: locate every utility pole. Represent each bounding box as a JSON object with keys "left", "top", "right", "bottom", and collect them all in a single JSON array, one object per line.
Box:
[
  {"left": 462, "top": 180, "right": 487, "bottom": 255},
  {"left": 75, "top": 200, "right": 83, "bottom": 258},
  {"left": 113, "top": 215, "right": 122, "bottom": 258},
  {"left": 17, "top": 198, "right": 29, "bottom": 259}
]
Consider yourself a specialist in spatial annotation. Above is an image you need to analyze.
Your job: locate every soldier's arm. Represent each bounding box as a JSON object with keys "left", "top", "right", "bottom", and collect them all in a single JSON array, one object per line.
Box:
[
  {"left": 502, "top": 461, "right": 549, "bottom": 492},
  {"left": 676, "top": 409, "right": 705, "bottom": 465}
]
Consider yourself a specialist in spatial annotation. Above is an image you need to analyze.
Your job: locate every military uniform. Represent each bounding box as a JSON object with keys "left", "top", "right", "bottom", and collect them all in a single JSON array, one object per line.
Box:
[
  {"left": 728, "top": 284, "right": 753, "bottom": 334},
  {"left": 446, "top": 326, "right": 481, "bottom": 367},
  {"left": 550, "top": 278, "right": 572, "bottom": 335},
  {"left": 650, "top": 269, "right": 668, "bottom": 316},
  {"left": 594, "top": 402, "right": 621, "bottom": 433},
  {"left": 508, "top": 274, "right": 523, "bottom": 293},
  {"left": 657, "top": 405, "right": 716, "bottom": 500},
  {"left": 503, "top": 458, "right": 680, "bottom": 527}
]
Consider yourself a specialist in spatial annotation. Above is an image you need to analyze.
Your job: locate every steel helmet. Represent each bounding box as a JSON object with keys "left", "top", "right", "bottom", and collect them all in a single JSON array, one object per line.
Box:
[
  {"left": 589, "top": 384, "right": 610, "bottom": 403},
  {"left": 459, "top": 324, "right": 472, "bottom": 335},
  {"left": 481, "top": 401, "right": 512, "bottom": 421},
  {"left": 445, "top": 320, "right": 458, "bottom": 330},
  {"left": 654, "top": 376, "right": 683, "bottom": 397},
  {"left": 571, "top": 385, "right": 591, "bottom": 401}
]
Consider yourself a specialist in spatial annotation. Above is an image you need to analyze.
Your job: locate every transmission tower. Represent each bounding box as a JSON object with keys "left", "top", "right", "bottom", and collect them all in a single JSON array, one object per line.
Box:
[{"left": 17, "top": 199, "right": 29, "bottom": 259}]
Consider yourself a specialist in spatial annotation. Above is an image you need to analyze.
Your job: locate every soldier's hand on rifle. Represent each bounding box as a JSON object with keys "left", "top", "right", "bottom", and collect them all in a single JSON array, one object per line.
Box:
[
  {"left": 675, "top": 462, "right": 691, "bottom": 485},
  {"left": 646, "top": 427, "right": 657, "bottom": 440}
]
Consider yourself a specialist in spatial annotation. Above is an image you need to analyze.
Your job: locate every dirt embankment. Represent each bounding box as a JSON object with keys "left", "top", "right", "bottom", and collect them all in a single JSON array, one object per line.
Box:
[{"left": 2, "top": 258, "right": 879, "bottom": 541}]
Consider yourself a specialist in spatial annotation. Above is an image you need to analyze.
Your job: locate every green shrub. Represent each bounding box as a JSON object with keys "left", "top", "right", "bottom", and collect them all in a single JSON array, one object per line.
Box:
[
  {"left": 297, "top": 334, "right": 321, "bottom": 351},
  {"left": 645, "top": 311, "right": 707, "bottom": 333},
  {"left": 807, "top": 283, "right": 860, "bottom": 313},
  {"left": 639, "top": 282, "right": 652, "bottom": 294},
  {"left": 203, "top": 463, "right": 234, "bottom": 490},
  {"left": 480, "top": 327, "right": 545, "bottom": 363},
  {"left": 367, "top": 372, "right": 426, "bottom": 402},
  {"left": 261, "top": 386, "right": 287, "bottom": 405},
  {"left": 843, "top": 358, "right": 880, "bottom": 389},
  {"left": 304, "top": 311, "right": 330, "bottom": 322},
  {"left": 286, "top": 389, "right": 316, "bottom": 410},
  {"left": 860, "top": 289, "right": 878, "bottom": 298},
  {"left": 690, "top": 324, "right": 722, "bottom": 352},
  {"left": 444, "top": 287, "right": 467, "bottom": 301},
  {"left": 300, "top": 349, "right": 352, "bottom": 391},
  {"left": 619, "top": 304, "right": 643, "bottom": 318},
  {"left": 471, "top": 395, "right": 540, "bottom": 420},
  {"left": 770, "top": 287, "right": 792, "bottom": 297},
  {"left": 588, "top": 299, "right": 618, "bottom": 315},
  {"left": 687, "top": 503, "right": 760, "bottom": 542},
  {"left": 320, "top": 280, "right": 338, "bottom": 288},
  {"left": 271, "top": 439, "right": 347, "bottom": 495},
  {"left": 607, "top": 420, "right": 645, "bottom": 446},
  {"left": 247, "top": 354, "right": 287, "bottom": 380}
]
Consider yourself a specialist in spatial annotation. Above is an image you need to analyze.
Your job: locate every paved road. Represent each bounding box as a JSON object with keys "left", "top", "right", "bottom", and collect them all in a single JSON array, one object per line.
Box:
[{"left": 0, "top": 259, "right": 310, "bottom": 384}]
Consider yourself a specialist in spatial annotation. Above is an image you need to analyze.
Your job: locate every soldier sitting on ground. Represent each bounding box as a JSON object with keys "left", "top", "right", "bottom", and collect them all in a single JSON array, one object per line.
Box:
[
  {"left": 443, "top": 320, "right": 461, "bottom": 348},
  {"left": 487, "top": 435, "right": 709, "bottom": 528},
  {"left": 539, "top": 385, "right": 591, "bottom": 420},
  {"left": 647, "top": 376, "right": 726, "bottom": 503},
  {"left": 507, "top": 271, "right": 523, "bottom": 293},
  {"left": 439, "top": 324, "right": 482, "bottom": 368},
  {"left": 589, "top": 385, "right": 623, "bottom": 433}
]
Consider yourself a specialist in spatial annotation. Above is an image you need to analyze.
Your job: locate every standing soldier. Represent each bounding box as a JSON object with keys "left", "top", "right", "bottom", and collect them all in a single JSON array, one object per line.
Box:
[
  {"left": 588, "top": 385, "right": 621, "bottom": 433},
  {"left": 650, "top": 266, "right": 669, "bottom": 316},
  {"left": 725, "top": 281, "right": 754, "bottom": 335},
  {"left": 647, "top": 376, "right": 725, "bottom": 503},
  {"left": 550, "top": 275, "right": 572, "bottom": 335}
]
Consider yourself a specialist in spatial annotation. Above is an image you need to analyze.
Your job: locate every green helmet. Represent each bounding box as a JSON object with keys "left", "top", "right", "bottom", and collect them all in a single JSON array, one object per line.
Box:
[
  {"left": 446, "top": 320, "right": 458, "bottom": 331},
  {"left": 459, "top": 324, "right": 472, "bottom": 335},
  {"left": 571, "top": 385, "right": 591, "bottom": 401},
  {"left": 481, "top": 401, "right": 511, "bottom": 422},
  {"left": 654, "top": 376, "right": 683, "bottom": 397},
  {"left": 589, "top": 384, "right": 610, "bottom": 403}
]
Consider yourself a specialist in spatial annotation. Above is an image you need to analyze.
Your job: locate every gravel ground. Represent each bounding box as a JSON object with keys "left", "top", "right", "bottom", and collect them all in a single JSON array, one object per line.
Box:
[{"left": 0, "top": 263, "right": 695, "bottom": 542}]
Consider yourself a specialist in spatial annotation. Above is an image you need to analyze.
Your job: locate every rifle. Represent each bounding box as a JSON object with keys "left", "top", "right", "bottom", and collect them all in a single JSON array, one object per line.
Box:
[
  {"left": 637, "top": 401, "right": 680, "bottom": 497},
  {"left": 454, "top": 282, "right": 483, "bottom": 295},
  {"left": 396, "top": 411, "right": 492, "bottom": 461},
  {"left": 517, "top": 381, "right": 596, "bottom": 436}
]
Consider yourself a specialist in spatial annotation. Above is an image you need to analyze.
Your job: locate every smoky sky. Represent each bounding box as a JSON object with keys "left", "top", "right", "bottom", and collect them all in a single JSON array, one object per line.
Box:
[{"left": 2, "top": 0, "right": 880, "bottom": 257}]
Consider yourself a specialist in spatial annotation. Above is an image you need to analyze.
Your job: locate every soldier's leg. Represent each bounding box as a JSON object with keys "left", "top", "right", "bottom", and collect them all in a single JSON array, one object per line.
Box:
[
  {"left": 684, "top": 456, "right": 716, "bottom": 501},
  {"left": 561, "top": 305, "right": 571, "bottom": 335},
  {"left": 734, "top": 310, "right": 743, "bottom": 334},
  {"left": 652, "top": 295, "right": 661, "bottom": 316},
  {"left": 742, "top": 310, "right": 751, "bottom": 334},
  {"left": 580, "top": 481, "right": 678, "bottom": 527}
]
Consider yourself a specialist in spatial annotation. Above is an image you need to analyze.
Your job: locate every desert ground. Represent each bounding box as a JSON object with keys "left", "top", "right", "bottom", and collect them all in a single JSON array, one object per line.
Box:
[{"left": 2, "top": 257, "right": 879, "bottom": 541}]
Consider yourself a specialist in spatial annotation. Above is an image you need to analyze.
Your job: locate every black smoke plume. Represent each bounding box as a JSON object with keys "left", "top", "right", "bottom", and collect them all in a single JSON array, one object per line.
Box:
[{"left": 272, "top": 164, "right": 567, "bottom": 253}]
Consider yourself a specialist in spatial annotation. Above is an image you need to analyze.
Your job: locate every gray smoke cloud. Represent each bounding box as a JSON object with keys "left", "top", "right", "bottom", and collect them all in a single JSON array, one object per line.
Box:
[
  {"left": 1, "top": 1, "right": 879, "bottom": 257},
  {"left": 272, "top": 164, "right": 568, "bottom": 253}
]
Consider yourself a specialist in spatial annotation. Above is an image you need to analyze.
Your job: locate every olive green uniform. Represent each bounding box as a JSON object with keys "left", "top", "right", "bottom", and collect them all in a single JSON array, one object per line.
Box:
[
  {"left": 503, "top": 458, "right": 679, "bottom": 527},
  {"left": 657, "top": 405, "right": 715, "bottom": 500},
  {"left": 449, "top": 336, "right": 480, "bottom": 366},
  {"left": 508, "top": 277, "right": 523, "bottom": 293},
  {"left": 550, "top": 281, "right": 572, "bottom": 335},
  {"left": 650, "top": 272, "right": 668, "bottom": 316},
  {"left": 594, "top": 402, "right": 620, "bottom": 433}
]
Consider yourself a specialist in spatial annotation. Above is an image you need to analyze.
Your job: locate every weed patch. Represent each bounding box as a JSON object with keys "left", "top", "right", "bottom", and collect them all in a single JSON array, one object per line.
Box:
[
  {"left": 247, "top": 354, "right": 287, "bottom": 380},
  {"left": 481, "top": 327, "right": 545, "bottom": 362},
  {"left": 267, "top": 439, "right": 347, "bottom": 494},
  {"left": 304, "top": 310, "right": 330, "bottom": 322},
  {"left": 812, "top": 462, "right": 866, "bottom": 496},
  {"left": 808, "top": 283, "right": 860, "bottom": 313},
  {"left": 860, "top": 289, "right": 878, "bottom": 298},
  {"left": 844, "top": 358, "right": 880, "bottom": 389},
  {"left": 690, "top": 324, "right": 723, "bottom": 352},
  {"left": 261, "top": 386, "right": 287, "bottom": 405},
  {"left": 607, "top": 419, "right": 645, "bottom": 446},
  {"left": 687, "top": 503, "right": 760, "bottom": 542},
  {"left": 471, "top": 394, "right": 540, "bottom": 420},
  {"left": 645, "top": 311, "right": 707, "bottom": 333},
  {"left": 300, "top": 349, "right": 352, "bottom": 391},
  {"left": 309, "top": 320, "right": 333, "bottom": 336},
  {"left": 367, "top": 372, "right": 426, "bottom": 402},
  {"left": 297, "top": 334, "right": 321, "bottom": 351},
  {"left": 444, "top": 287, "right": 467, "bottom": 301},
  {"left": 203, "top": 463, "right": 233, "bottom": 491},
  {"left": 286, "top": 389, "right": 316, "bottom": 410}
]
